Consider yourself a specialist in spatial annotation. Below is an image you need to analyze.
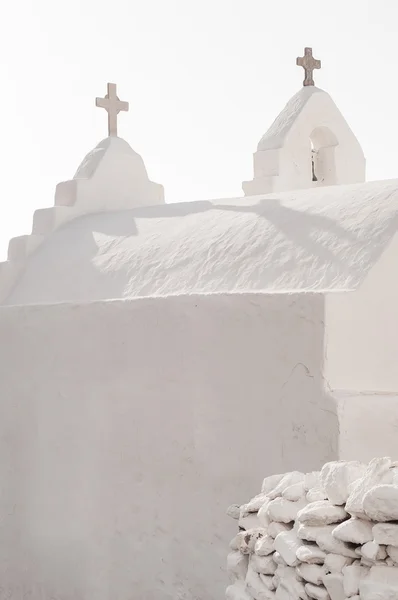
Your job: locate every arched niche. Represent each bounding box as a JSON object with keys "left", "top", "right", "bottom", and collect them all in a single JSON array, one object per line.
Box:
[{"left": 310, "top": 126, "right": 338, "bottom": 186}]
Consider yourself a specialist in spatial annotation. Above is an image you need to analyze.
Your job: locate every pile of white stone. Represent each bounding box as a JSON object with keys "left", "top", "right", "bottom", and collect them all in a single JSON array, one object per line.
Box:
[{"left": 226, "top": 458, "right": 398, "bottom": 599}]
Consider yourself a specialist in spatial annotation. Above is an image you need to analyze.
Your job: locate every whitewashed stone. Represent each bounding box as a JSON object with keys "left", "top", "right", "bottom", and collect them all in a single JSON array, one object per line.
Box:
[
  {"left": 254, "top": 536, "right": 275, "bottom": 556},
  {"left": 297, "top": 524, "right": 334, "bottom": 542},
  {"left": 240, "top": 529, "right": 267, "bottom": 554},
  {"left": 273, "top": 552, "right": 288, "bottom": 567},
  {"left": 226, "top": 581, "right": 252, "bottom": 600},
  {"left": 268, "top": 522, "right": 292, "bottom": 539},
  {"left": 373, "top": 522, "right": 398, "bottom": 546},
  {"left": 230, "top": 532, "right": 245, "bottom": 550},
  {"left": 268, "top": 472, "right": 305, "bottom": 500},
  {"left": 363, "top": 484, "right": 398, "bottom": 522},
  {"left": 274, "top": 566, "right": 308, "bottom": 599},
  {"left": 332, "top": 517, "right": 373, "bottom": 544},
  {"left": 320, "top": 461, "right": 366, "bottom": 506},
  {"left": 297, "top": 501, "right": 347, "bottom": 526},
  {"left": 345, "top": 457, "right": 393, "bottom": 519},
  {"left": 240, "top": 512, "right": 262, "bottom": 530},
  {"left": 258, "top": 500, "right": 272, "bottom": 529},
  {"left": 246, "top": 564, "right": 276, "bottom": 600},
  {"left": 250, "top": 554, "right": 277, "bottom": 576},
  {"left": 304, "top": 582, "right": 330, "bottom": 599},
  {"left": 306, "top": 488, "right": 328, "bottom": 503},
  {"left": 322, "top": 573, "right": 344, "bottom": 600},
  {"left": 273, "top": 530, "right": 302, "bottom": 567},
  {"left": 359, "top": 565, "right": 398, "bottom": 600},
  {"left": 228, "top": 551, "right": 249, "bottom": 582},
  {"left": 262, "top": 474, "right": 285, "bottom": 495},
  {"left": 361, "top": 541, "right": 387, "bottom": 561},
  {"left": 296, "top": 545, "right": 327, "bottom": 565},
  {"left": 228, "top": 504, "right": 242, "bottom": 520},
  {"left": 242, "top": 493, "right": 270, "bottom": 516},
  {"left": 304, "top": 472, "right": 321, "bottom": 492},
  {"left": 342, "top": 562, "right": 364, "bottom": 597},
  {"left": 296, "top": 564, "right": 325, "bottom": 585},
  {"left": 387, "top": 545, "right": 398, "bottom": 563},
  {"left": 316, "top": 529, "right": 358, "bottom": 558},
  {"left": 267, "top": 497, "right": 307, "bottom": 523},
  {"left": 324, "top": 553, "right": 353, "bottom": 574},
  {"left": 259, "top": 574, "right": 276, "bottom": 591},
  {"left": 283, "top": 481, "right": 306, "bottom": 501}
]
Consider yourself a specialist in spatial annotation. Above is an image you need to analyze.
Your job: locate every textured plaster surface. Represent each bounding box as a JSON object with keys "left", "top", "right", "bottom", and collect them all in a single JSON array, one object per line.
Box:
[{"left": 5, "top": 179, "right": 398, "bottom": 305}]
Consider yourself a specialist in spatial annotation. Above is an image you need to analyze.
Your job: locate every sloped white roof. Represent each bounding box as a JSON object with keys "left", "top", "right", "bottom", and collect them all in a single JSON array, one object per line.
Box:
[
  {"left": 257, "top": 86, "right": 322, "bottom": 150},
  {"left": 4, "top": 179, "right": 398, "bottom": 305}
]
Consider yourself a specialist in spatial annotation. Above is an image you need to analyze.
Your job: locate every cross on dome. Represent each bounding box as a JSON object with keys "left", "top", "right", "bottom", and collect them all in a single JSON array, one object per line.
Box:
[
  {"left": 296, "top": 47, "right": 321, "bottom": 87},
  {"left": 95, "top": 83, "right": 129, "bottom": 137}
]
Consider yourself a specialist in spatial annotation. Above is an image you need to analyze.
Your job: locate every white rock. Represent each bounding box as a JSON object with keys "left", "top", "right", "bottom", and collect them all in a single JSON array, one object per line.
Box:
[
  {"left": 363, "top": 484, "right": 398, "bottom": 522},
  {"left": 342, "top": 562, "right": 364, "bottom": 597},
  {"left": 273, "top": 552, "right": 288, "bottom": 567},
  {"left": 332, "top": 517, "right": 373, "bottom": 544},
  {"left": 226, "top": 581, "right": 252, "bottom": 600},
  {"left": 361, "top": 541, "right": 387, "bottom": 561},
  {"left": 316, "top": 529, "right": 358, "bottom": 558},
  {"left": 304, "top": 472, "right": 321, "bottom": 492},
  {"left": 373, "top": 522, "right": 398, "bottom": 546},
  {"left": 359, "top": 565, "right": 398, "bottom": 600},
  {"left": 250, "top": 554, "right": 277, "bottom": 576},
  {"left": 228, "top": 504, "right": 242, "bottom": 520},
  {"left": 267, "top": 497, "right": 307, "bottom": 524},
  {"left": 246, "top": 564, "right": 276, "bottom": 600},
  {"left": 259, "top": 574, "right": 276, "bottom": 591},
  {"left": 267, "top": 472, "right": 305, "bottom": 500},
  {"left": 268, "top": 522, "right": 293, "bottom": 539},
  {"left": 274, "top": 566, "right": 308, "bottom": 599},
  {"left": 320, "top": 461, "right": 366, "bottom": 506},
  {"left": 345, "top": 457, "right": 393, "bottom": 520},
  {"left": 306, "top": 488, "right": 328, "bottom": 503},
  {"left": 296, "top": 545, "right": 327, "bottom": 565},
  {"left": 304, "top": 582, "right": 330, "bottom": 599},
  {"left": 258, "top": 499, "right": 272, "bottom": 529},
  {"left": 273, "top": 530, "right": 302, "bottom": 567},
  {"left": 324, "top": 553, "right": 353, "bottom": 574},
  {"left": 387, "top": 545, "right": 398, "bottom": 563},
  {"left": 262, "top": 473, "right": 285, "bottom": 495},
  {"left": 228, "top": 551, "right": 249, "bottom": 582},
  {"left": 296, "top": 564, "right": 325, "bottom": 585},
  {"left": 297, "top": 501, "right": 347, "bottom": 526},
  {"left": 240, "top": 512, "right": 262, "bottom": 530},
  {"left": 297, "top": 524, "right": 334, "bottom": 543},
  {"left": 254, "top": 536, "right": 275, "bottom": 556},
  {"left": 240, "top": 529, "right": 267, "bottom": 554},
  {"left": 230, "top": 532, "right": 246, "bottom": 551},
  {"left": 322, "top": 573, "right": 345, "bottom": 600},
  {"left": 241, "top": 494, "right": 270, "bottom": 520},
  {"left": 283, "top": 482, "right": 306, "bottom": 501}
]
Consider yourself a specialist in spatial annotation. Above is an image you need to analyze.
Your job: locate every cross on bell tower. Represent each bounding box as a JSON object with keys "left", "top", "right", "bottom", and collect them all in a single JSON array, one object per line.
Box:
[
  {"left": 95, "top": 83, "right": 129, "bottom": 137},
  {"left": 296, "top": 47, "right": 321, "bottom": 87}
]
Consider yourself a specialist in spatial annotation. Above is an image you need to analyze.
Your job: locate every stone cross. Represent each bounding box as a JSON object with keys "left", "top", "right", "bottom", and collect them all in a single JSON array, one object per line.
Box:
[
  {"left": 296, "top": 48, "right": 321, "bottom": 87},
  {"left": 95, "top": 83, "right": 129, "bottom": 137}
]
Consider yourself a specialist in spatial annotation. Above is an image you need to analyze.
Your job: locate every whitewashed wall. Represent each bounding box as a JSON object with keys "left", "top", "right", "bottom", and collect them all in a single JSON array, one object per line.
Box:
[
  {"left": 325, "top": 234, "right": 398, "bottom": 393},
  {"left": 0, "top": 292, "right": 337, "bottom": 600}
]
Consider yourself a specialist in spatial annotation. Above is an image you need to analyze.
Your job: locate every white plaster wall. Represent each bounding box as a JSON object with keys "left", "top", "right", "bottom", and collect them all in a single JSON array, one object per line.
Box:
[
  {"left": 337, "top": 392, "right": 398, "bottom": 462},
  {"left": 325, "top": 234, "right": 398, "bottom": 392},
  {"left": 0, "top": 293, "right": 337, "bottom": 600}
]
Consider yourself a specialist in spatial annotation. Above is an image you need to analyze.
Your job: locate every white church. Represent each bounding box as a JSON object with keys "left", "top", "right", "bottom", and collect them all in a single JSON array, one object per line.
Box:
[{"left": 0, "top": 48, "right": 398, "bottom": 600}]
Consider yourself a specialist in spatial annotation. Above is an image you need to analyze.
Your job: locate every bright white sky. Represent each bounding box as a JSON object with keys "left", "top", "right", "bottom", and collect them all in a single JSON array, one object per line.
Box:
[{"left": 0, "top": 0, "right": 397, "bottom": 258}]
